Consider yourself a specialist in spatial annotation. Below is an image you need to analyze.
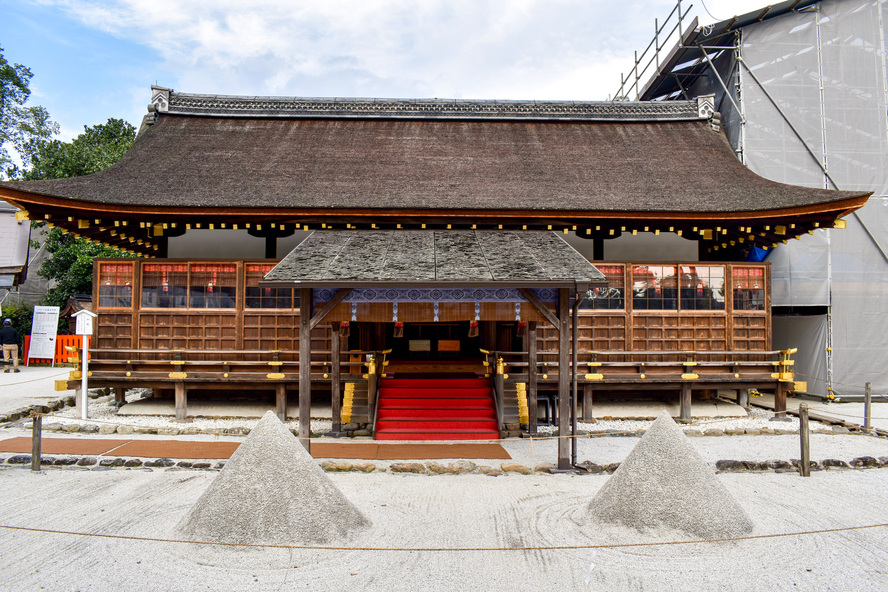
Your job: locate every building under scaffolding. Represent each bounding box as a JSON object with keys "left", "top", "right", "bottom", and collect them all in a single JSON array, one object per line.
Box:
[{"left": 622, "top": 0, "right": 888, "bottom": 399}]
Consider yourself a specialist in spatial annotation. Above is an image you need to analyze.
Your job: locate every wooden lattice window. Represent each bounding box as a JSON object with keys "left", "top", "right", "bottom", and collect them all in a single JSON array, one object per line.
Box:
[
  {"left": 733, "top": 266, "right": 766, "bottom": 311},
  {"left": 141, "top": 263, "right": 188, "bottom": 308},
  {"left": 581, "top": 264, "right": 625, "bottom": 310},
  {"left": 245, "top": 264, "right": 296, "bottom": 309},
  {"left": 97, "top": 261, "right": 134, "bottom": 308},
  {"left": 189, "top": 263, "right": 237, "bottom": 309},
  {"left": 677, "top": 265, "right": 726, "bottom": 311},
  {"left": 632, "top": 265, "right": 678, "bottom": 310}
]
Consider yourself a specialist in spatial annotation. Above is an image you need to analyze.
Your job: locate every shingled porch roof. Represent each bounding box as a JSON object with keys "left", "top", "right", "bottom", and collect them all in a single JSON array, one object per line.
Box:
[{"left": 262, "top": 229, "right": 607, "bottom": 289}]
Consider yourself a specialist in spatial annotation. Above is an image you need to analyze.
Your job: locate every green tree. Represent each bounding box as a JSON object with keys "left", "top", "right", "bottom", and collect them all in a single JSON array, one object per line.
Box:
[
  {"left": 25, "top": 119, "right": 139, "bottom": 308},
  {"left": 22, "top": 118, "right": 135, "bottom": 180},
  {"left": 0, "top": 45, "right": 58, "bottom": 179}
]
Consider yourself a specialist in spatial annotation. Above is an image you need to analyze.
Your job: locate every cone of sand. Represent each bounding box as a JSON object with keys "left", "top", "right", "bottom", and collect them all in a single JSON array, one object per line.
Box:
[
  {"left": 176, "top": 411, "right": 371, "bottom": 545},
  {"left": 588, "top": 411, "right": 753, "bottom": 539}
]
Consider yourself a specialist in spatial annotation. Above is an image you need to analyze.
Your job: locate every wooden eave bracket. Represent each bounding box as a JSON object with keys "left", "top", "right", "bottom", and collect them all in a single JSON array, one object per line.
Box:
[
  {"left": 309, "top": 288, "right": 353, "bottom": 331},
  {"left": 519, "top": 288, "right": 560, "bottom": 330}
]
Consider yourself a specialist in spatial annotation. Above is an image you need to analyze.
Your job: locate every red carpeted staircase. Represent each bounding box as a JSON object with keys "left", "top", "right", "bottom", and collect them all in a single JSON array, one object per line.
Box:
[{"left": 374, "top": 377, "right": 500, "bottom": 440}]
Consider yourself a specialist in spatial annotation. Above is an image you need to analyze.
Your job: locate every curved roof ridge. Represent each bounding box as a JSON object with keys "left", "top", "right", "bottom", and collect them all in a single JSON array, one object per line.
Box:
[{"left": 152, "top": 86, "right": 706, "bottom": 122}]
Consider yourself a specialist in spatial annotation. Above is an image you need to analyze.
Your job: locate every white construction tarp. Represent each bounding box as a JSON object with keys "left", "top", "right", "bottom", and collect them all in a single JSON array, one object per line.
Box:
[{"left": 738, "top": 0, "right": 888, "bottom": 396}]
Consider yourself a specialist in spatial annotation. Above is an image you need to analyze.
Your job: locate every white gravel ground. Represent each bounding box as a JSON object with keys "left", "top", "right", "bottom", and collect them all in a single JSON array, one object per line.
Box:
[{"left": 0, "top": 466, "right": 886, "bottom": 591}]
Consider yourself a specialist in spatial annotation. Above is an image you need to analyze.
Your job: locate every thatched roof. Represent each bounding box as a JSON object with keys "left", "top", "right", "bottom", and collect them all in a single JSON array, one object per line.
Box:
[
  {"left": 0, "top": 89, "right": 869, "bottom": 258},
  {"left": 0, "top": 92, "right": 866, "bottom": 214}
]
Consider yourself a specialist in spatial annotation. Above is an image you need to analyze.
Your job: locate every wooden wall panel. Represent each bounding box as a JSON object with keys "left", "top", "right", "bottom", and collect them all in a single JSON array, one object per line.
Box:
[
  {"left": 732, "top": 315, "right": 769, "bottom": 351},
  {"left": 96, "top": 313, "right": 134, "bottom": 350}
]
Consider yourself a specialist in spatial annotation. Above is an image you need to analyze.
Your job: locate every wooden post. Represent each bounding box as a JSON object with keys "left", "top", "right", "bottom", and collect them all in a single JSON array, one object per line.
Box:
[
  {"left": 583, "top": 384, "right": 594, "bottom": 421},
  {"left": 114, "top": 387, "right": 126, "bottom": 405},
  {"left": 775, "top": 381, "right": 787, "bottom": 418},
  {"left": 680, "top": 383, "right": 692, "bottom": 421},
  {"left": 737, "top": 388, "right": 749, "bottom": 407},
  {"left": 275, "top": 384, "right": 287, "bottom": 421},
  {"left": 74, "top": 383, "right": 82, "bottom": 416},
  {"left": 799, "top": 402, "right": 811, "bottom": 477},
  {"left": 31, "top": 413, "right": 42, "bottom": 472},
  {"left": 494, "top": 372, "right": 504, "bottom": 429},
  {"left": 571, "top": 291, "right": 579, "bottom": 467},
  {"left": 174, "top": 381, "right": 187, "bottom": 421},
  {"left": 527, "top": 321, "right": 538, "bottom": 435},
  {"left": 557, "top": 288, "right": 570, "bottom": 470},
  {"left": 299, "top": 288, "right": 313, "bottom": 451},
  {"left": 331, "top": 324, "right": 342, "bottom": 434},
  {"left": 864, "top": 382, "right": 872, "bottom": 432}
]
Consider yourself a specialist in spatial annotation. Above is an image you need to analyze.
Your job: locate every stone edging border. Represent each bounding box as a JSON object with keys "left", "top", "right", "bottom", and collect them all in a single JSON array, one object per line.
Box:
[{"left": 1, "top": 455, "right": 886, "bottom": 475}]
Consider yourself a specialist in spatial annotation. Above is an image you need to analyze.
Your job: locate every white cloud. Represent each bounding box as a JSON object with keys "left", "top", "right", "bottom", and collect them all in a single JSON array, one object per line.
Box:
[{"left": 41, "top": 0, "right": 785, "bottom": 102}]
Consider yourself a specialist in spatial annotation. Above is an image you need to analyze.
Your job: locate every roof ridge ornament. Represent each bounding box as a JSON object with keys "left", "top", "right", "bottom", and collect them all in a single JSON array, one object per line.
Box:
[
  {"left": 151, "top": 86, "right": 170, "bottom": 113},
  {"left": 696, "top": 94, "right": 721, "bottom": 133}
]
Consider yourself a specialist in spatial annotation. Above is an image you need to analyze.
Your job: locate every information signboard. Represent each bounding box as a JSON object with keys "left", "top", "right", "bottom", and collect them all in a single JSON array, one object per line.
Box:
[{"left": 27, "top": 306, "right": 60, "bottom": 364}]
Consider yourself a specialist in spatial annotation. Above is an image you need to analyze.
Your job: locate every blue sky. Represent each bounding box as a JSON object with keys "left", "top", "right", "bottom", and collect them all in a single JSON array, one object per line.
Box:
[{"left": 2, "top": 0, "right": 769, "bottom": 142}]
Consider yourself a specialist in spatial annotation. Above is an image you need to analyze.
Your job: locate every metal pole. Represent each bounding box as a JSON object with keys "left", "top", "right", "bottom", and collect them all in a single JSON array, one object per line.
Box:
[
  {"left": 80, "top": 335, "right": 88, "bottom": 420},
  {"left": 864, "top": 382, "right": 872, "bottom": 431},
  {"left": 30, "top": 413, "right": 42, "bottom": 472},
  {"left": 799, "top": 403, "right": 811, "bottom": 477}
]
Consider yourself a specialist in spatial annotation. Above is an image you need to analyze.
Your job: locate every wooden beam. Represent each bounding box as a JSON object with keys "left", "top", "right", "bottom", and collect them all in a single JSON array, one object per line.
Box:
[
  {"left": 557, "top": 288, "right": 570, "bottom": 469},
  {"left": 299, "top": 288, "right": 313, "bottom": 451},
  {"left": 309, "top": 288, "right": 353, "bottom": 331},
  {"left": 519, "top": 288, "right": 560, "bottom": 331},
  {"left": 528, "top": 321, "right": 538, "bottom": 435}
]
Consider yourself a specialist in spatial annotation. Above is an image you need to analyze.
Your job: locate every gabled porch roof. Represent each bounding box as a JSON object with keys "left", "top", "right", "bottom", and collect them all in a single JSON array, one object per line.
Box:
[{"left": 262, "top": 229, "right": 607, "bottom": 290}]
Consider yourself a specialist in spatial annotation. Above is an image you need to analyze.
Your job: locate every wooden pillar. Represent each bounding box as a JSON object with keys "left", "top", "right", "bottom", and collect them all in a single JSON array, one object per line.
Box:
[
  {"left": 527, "top": 321, "right": 538, "bottom": 435},
  {"left": 582, "top": 383, "right": 594, "bottom": 421},
  {"left": 557, "top": 288, "right": 570, "bottom": 470},
  {"left": 593, "top": 238, "right": 604, "bottom": 260},
  {"left": 265, "top": 236, "right": 276, "bottom": 259},
  {"left": 483, "top": 321, "right": 497, "bottom": 352},
  {"left": 275, "top": 384, "right": 287, "bottom": 421},
  {"left": 680, "top": 383, "right": 692, "bottom": 421},
  {"left": 114, "top": 387, "right": 126, "bottom": 405},
  {"left": 737, "top": 388, "right": 749, "bottom": 407},
  {"left": 299, "top": 288, "right": 313, "bottom": 450},
  {"left": 331, "top": 323, "right": 342, "bottom": 434},
  {"left": 775, "top": 381, "right": 787, "bottom": 418},
  {"left": 174, "top": 381, "right": 187, "bottom": 421}
]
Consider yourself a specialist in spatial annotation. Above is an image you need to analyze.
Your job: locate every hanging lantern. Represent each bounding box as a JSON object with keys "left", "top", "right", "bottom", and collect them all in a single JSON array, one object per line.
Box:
[
  {"left": 339, "top": 321, "right": 351, "bottom": 338},
  {"left": 393, "top": 322, "right": 404, "bottom": 338},
  {"left": 516, "top": 321, "right": 527, "bottom": 337},
  {"left": 468, "top": 320, "right": 479, "bottom": 338}
]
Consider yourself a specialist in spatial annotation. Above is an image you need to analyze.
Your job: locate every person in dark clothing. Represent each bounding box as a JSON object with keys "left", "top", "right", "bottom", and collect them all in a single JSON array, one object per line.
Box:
[{"left": 1, "top": 318, "right": 21, "bottom": 372}]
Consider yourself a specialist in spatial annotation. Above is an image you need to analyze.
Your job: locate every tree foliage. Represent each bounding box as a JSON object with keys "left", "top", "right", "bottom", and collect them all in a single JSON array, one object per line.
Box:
[
  {"left": 0, "top": 45, "right": 58, "bottom": 179},
  {"left": 26, "top": 119, "right": 139, "bottom": 308},
  {"left": 22, "top": 118, "right": 136, "bottom": 180}
]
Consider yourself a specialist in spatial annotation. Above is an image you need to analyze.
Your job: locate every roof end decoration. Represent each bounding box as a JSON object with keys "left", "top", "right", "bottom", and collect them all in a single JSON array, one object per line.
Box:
[{"left": 137, "top": 86, "right": 172, "bottom": 137}]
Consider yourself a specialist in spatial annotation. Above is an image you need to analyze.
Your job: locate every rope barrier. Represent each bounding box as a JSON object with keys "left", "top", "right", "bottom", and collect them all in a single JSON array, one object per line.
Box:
[
  {"left": 0, "top": 370, "right": 70, "bottom": 387},
  {"left": 1, "top": 522, "right": 885, "bottom": 552}
]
